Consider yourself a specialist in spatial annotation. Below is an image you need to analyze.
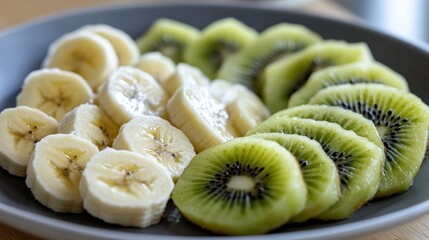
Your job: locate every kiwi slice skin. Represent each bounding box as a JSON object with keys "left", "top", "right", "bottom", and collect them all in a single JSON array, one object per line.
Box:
[
  {"left": 309, "top": 84, "right": 429, "bottom": 197},
  {"left": 247, "top": 117, "right": 383, "bottom": 220},
  {"left": 184, "top": 18, "right": 258, "bottom": 79},
  {"left": 217, "top": 23, "right": 321, "bottom": 94},
  {"left": 263, "top": 41, "right": 373, "bottom": 113},
  {"left": 136, "top": 19, "right": 200, "bottom": 63},
  {"left": 172, "top": 137, "right": 307, "bottom": 235},
  {"left": 249, "top": 133, "right": 340, "bottom": 223},
  {"left": 273, "top": 105, "right": 384, "bottom": 154},
  {"left": 288, "top": 62, "right": 409, "bottom": 107}
]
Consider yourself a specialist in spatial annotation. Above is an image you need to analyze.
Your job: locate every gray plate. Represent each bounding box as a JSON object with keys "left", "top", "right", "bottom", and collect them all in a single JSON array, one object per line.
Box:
[{"left": 0, "top": 3, "right": 429, "bottom": 240}]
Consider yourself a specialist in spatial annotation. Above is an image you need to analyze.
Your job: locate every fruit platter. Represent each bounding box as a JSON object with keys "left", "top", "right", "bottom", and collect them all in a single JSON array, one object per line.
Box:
[{"left": 0, "top": 3, "right": 429, "bottom": 240}]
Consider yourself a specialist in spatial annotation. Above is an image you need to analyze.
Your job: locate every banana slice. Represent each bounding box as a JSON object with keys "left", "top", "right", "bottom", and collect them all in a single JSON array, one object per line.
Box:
[
  {"left": 96, "top": 66, "right": 169, "bottom": 125},
  {"left": 43, "top": 31, "right": 118, "bottom": 90},
  {"left": 167, "top": 86, "right": 236, "bottom": 152},
  {"left": 162, "top": 63, "right": 210, "bottom": 96},
  {"left": 112, "top": 116, "right": 195, "bottom": 182},
  {"left": 58, "top": 104, "right": 120, "bottom": 150},
  {"left": 0, "top": 106, "right": 58, "bottom": 177},
  {"left": 26, "top": 134, "right": 99, "bottom": 213},
  {"left": 77, "top": 24, "right": 139, "bottom": 66},
  {"left": 208, "top": 79, "right": 234, "bottom": 102},
  {"left": 79, "top": 148, "right": 174, "bottom": 228},
  {"left": 211, "top": 82, "right": 271, "bottom": 136},
  {"left": 135, "top": 52, "right": 176, "bottom": 85},
  {"left": 16, "top": 68, "right": 93, "bottom": 121}
]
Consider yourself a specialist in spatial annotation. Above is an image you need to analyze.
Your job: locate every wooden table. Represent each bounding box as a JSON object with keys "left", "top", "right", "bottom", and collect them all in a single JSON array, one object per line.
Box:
[{"left": 0, "top": 0, "right": 428, "bottom": 239}]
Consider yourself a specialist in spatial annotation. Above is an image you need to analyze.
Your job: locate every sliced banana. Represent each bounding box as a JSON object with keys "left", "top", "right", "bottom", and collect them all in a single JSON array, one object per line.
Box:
[
  {"left": 0, "top": 106, "right": 58, "bottom": 177},
  {"left": 58, "top": 104, "right": 120, "bottom": 150},
  {"left": 79, "top": 148, "right": 174, "bottom": 228},
  {"left": 16, "top": 68, "right": 93, "bottom": 121},
  {"left": 212, "top": 82, "right": 271, "bottom": 136},
  {"left": 162, "top": 63, "right": 210, "bottom": 96},
  {"left": 135, "top": 52, "right": 176, "bottom": 85},
  {"left": 112, "top": 116, "right": 195, "bottom": 182},
  {"left": 167, "top": 86, "right": 236, "bottom": 152},
  {"left": 208, "top": 79, "right": 234, "bottom": 102},
  {"left": 77, "top": 24, "right": 139, "bottom": 66},
  {"left": 96, "top": 66, "right": 169, "bottom": 125},
  {"left": 43, "top": 31, "right": 118, "bottom": 90},
  {"left": 26, "top": 134, "right": 99, "bottom": 213}
]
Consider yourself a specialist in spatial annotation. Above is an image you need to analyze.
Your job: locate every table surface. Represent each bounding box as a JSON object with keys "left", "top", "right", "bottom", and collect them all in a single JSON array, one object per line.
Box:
[{"left": 0, "top": 0, "right": 429, "bottom": 239}]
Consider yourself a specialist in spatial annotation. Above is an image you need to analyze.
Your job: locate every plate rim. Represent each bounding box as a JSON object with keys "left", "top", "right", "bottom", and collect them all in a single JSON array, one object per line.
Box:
[{"left": 1, "top": 2, "right": 429, "bottom": 240}]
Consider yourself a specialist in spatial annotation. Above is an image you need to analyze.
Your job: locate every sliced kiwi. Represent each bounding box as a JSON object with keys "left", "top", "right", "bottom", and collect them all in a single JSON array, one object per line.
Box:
[
  {"left": 249, "top": 133, "right": 340, "bottom": 223},
  {"left": 184, "top": 18, "right": 258, "bottom": 79},
  {"left": 217, "top": 23, "right": 321, "bottom": 94},
  {"left": 273, "top": 105, "right": 384, "bottom": 153},
  {"left": 263, "top": 40, "right": 373, "bottom": 113},
  {"left": 308, "top": 84, "right": 429, "bottom": 197},
  {"left": 136, "top": 19, "right": 200, "bottom": 63},
  {"left": 247, "top": 117, "right": 383, "bottom": 220},
  {"left": 289, "top": 62, "right": 409, "bottom": 107},
  {"left": 172, "top": 137, "right": 307, "bottom": 235}
]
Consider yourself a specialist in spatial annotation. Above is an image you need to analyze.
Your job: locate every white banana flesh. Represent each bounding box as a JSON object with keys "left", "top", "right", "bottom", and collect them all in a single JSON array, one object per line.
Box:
[
  {"left": 0, "top": 106, "right": 58, "bottom": 177},
  {"left": 43, "top": 31, "right": 118, "bottom": 90},
  {"left": 162, "top": 63, "right": 210, "bottom": 96},
  {"left": 135, "top": 52, "right": 176, "bottom": 85},
  {"left": 112, "top": 116, "right": 195, "bottom": 182},
  {"left": 25, "top": 134, "right": 99, "bottom": 213},
  {"left": 210, "top": 80, "right": 271, "bottom": 136},
  {"left": 16, "top": 68, "right": 93, "bottom": 121},
  {"left": 96, "top": 66, "right": 169, "bottom": 125},
  {"left": 77, "top": 24, "right": 139, "bottom": 66},
  {"left": 167, "top": 86, "right": 235, "bottom": 152},
  {"left": 79, "top": 148, "right": 174, "bottom": 228},
  {"left": 58, "top": 104, "right": 120, "bottom": 150}
]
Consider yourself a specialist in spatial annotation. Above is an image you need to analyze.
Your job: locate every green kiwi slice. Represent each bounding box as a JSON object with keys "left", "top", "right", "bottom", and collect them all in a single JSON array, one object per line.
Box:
[
  {"left": 308, "top": 84, "right": 429, "bottom": 197},
  {"left": 247, "top": 117, "right": 383, "bottom": 220},
  {"left": 172, "top": 137, "right": 307, "bottom": 235},
  {"left": 273, "top": 105, "right": 384, "bottom": 153},
  {"left": 184, "top": 18, "right": 258, "bottom": 79},
  {"left": 136, "top": 18, "right": 200, "bottom": 63},
  {"left": 216, "top": 23, "right": 321, "bottom": 94},
  {"left": 249, "top": 133, "right": 340, "bottom": 223},
  {"left": 288, "top": 62, "right": 409, "bottom": 107},
  {"left": 263, "top": 41, "right": 373, "bottom": 113}
]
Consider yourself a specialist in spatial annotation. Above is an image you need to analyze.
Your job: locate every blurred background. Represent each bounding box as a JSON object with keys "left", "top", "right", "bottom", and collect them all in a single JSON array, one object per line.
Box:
[{"left": 0, "top": 0, "right": 428, "bottom": 44}]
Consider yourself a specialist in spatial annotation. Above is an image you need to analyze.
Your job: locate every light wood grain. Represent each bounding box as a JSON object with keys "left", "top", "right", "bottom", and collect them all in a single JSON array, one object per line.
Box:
[{"left": 0, "top": 0, "right": 427, "bottom": 239}]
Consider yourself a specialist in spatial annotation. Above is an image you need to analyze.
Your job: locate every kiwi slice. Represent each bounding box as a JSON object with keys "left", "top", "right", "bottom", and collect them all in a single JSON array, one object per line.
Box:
[
  {"left": 273, "top": 105, "right": 384, "bottom": 153},
  {"left": 288, "top": 62, "right": 409, "bottom": 107},
  {"left": 263, "top": 41, "right": 373, "bottom": 113},
  {"left": 308, "top": 84, "right": 429, "bottom": 197},
  {"left": 136, "top": 19, "right": 200, "bottom": 63},
  {"left": 217, "top": 23, "right": 321, "bottom": 94},
  {"left": 247, "top": 117, "right": 383, "bottom": 220},
  {"left": 172, "top": 137, "right": 307, "bottom": 235},
  {"left": 184, "top": 18, "right": 258, "bottom": 79},
  {"left": 249, "top": 133, "right": 340, "bottom": 223}
]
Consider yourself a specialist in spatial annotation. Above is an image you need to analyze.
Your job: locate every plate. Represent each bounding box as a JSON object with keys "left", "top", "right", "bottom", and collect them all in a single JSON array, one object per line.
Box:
[{"left": 1, "top": 3, "right": 429, "bottom": 240}]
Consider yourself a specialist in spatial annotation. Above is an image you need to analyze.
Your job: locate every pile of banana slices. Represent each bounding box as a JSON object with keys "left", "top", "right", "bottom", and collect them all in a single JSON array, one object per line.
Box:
[{"left": 0, "top": 25, "right": 270, "bottom": 228}]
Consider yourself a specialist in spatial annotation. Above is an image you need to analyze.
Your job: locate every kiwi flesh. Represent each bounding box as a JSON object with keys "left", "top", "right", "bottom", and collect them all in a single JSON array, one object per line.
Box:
[
  {"left": 288, "top": 62, "right": 409, "bottom": 107},
  {"left": 263, "top": 41, "right": 373, "bottom": 113},
  {"left": 247, "top": 117, "right": 383, "bottom": 220},
  {"left": 172, "top": 137, "right": 307, "bottom": 235},
  {"left": 249, "top": 133, "right": 340, "bottom": 223},
  {"left": 136, "top": 19, "right": 200, "bottom": 63},
  {"left": 217, "top": 23, "right": 321, "bottom": 94},
  {"left": 184, "top": 18, "right": 258, "bottom": 79},
  {"left": 309, "top": 83, "right": 429, "bottom": 197},
  {"left": 273, "top": 105, "right": 384, "bottom": 153}
]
